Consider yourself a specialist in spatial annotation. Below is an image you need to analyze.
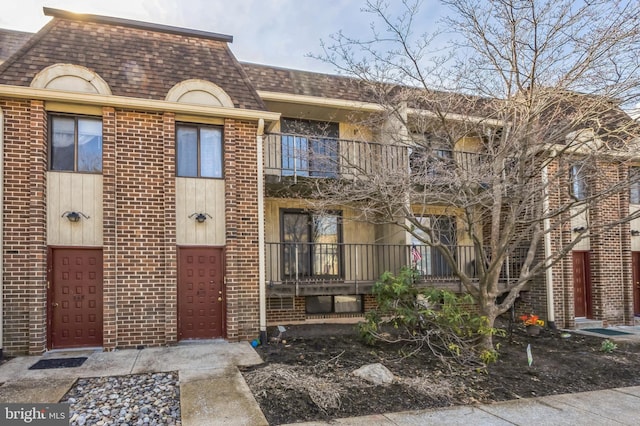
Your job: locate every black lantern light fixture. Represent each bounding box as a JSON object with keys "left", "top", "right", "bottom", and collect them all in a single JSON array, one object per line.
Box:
[
  {"left": 631, "top": 229, "right": 640, "bottom": 236},
  {"left": 572, "top": 226, "right": 586, "bottom": 233},
  {"left": 189, "top": 212, "right": 212, "bottom": 223},
  {"left": 62, "top": 211, "right": 90, "bottom": 223}
]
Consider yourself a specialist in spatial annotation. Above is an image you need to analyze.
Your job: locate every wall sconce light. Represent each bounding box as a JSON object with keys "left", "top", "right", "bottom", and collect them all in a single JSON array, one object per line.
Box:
[
  {"left": 572, "top": 226, "right": 586, "bottom": 233},
  {"left": 62, "top": 211, "right": 89, "bottom": 223},
  {"left": 631, "top": 230, "right": 640, "bottom": 236},
  {"left": 189, "top": 212, "right": 212, "bottom": 223}
]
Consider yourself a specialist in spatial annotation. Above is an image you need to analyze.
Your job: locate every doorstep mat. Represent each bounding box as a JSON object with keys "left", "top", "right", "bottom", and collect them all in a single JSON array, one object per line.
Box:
[
  {"left": 581, "top": 328, "right": 632, "bottom": 336},
  {"left": 29, "top": 357, "right": 87, "bottom": 370}
]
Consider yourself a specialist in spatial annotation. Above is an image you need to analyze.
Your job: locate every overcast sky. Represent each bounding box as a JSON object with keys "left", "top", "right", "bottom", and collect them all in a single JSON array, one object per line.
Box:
[{"left": 0, "top": 0, "right": 444, "bottom": 74}]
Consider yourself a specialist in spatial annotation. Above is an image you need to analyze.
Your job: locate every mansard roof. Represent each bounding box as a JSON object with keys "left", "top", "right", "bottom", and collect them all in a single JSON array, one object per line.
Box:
[
  {"left": 0, "top": 29, "right": 32, "bottom": 63},
  {"left": 0, "top": 9, "right": 264, "bottom": 110}
]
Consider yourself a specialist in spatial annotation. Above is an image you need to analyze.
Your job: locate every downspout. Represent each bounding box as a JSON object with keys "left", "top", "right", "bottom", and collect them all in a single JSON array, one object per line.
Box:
[
  {"left": 542, "top": 164, "right": 556, "bottom": 329},
  {"left": 257, "top": 119, "right": 267, "bottom": 344},
  {"left": 0, "top": 107, "right": 4, "bottom": 358}
]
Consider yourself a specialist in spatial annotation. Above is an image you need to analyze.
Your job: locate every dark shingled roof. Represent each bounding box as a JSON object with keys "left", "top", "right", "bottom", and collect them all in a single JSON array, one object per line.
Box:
[
  {"left": 0, "top": 29, "right": 33, "bottom": 63},
  {"left": 241, "top": 62, "right": 502, "bottom": 119},
  {"left": 0, "top": 14, "right": 265, "bottom": 110},
  {"left": 241, "top": 62, "right": 378, "bottom": 103}
]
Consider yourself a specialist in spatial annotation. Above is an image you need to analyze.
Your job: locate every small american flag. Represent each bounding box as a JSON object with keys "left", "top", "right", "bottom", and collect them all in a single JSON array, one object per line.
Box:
[{"left": 411, "top": 245, "right": 422, "bottom": 262}]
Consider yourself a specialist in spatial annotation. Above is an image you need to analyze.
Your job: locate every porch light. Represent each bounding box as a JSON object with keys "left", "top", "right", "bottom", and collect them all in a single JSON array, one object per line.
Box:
[
  {"left": 189, "top": 212, "right": 212, "bottom": 223},
  {"left": 631, "top": 230, "right": 640, "bottom": 236},
  {"left": 572, "top": 226, "right": 586, "bottom": 233},
  {"left": 62, "top": 211, "right": 89, "bottom": 223}
]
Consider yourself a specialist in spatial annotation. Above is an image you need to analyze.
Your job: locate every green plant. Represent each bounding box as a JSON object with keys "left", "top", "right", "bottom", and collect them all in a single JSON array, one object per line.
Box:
[
  {"left": 479, "top": 349, "right": 500, "bottom": 364},
  {"left": 600, "top": 339, "right": 617, "bottom": 353},
  {"left": 358, "top": 267, "right": 505, "bottom": 367}
]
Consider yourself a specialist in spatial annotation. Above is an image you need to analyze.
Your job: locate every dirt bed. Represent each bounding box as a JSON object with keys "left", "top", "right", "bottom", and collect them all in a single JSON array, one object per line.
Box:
[{"left": 241, "top": 323, "right": 640, "bottom": 425}]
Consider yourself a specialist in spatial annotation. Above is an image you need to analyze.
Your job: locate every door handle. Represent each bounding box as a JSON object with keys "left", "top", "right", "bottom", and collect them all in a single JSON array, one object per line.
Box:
[
  {"left": 218, "top": 297, "right": 223, "bottom": 302},
  {"left": 52, "top": 302, "right": 59, "bottom": 307}
]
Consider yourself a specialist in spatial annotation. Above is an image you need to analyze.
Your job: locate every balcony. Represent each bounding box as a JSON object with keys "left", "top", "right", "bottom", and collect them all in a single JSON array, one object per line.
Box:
[
  {"left": 264, "top": 132, "right": 408, "bottom": 181},
  {"left": 265, "top": 242, "right": 528, "bottom": 296},
  {"left": 264, "top": 133, "right": 486, "bottom": 185}
]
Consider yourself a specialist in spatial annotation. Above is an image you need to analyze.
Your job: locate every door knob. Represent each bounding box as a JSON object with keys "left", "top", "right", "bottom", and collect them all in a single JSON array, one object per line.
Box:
[
  {"left": 52, "top": 303, "right": 59, "bottom": 307},
  {"left": 218, "top": 297, "right": 223, "bottom": 302}
]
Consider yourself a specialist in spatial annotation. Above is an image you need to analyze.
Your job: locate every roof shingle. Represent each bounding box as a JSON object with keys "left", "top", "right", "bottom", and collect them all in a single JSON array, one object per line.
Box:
[{"left": 0, "top": 17, "right": 264, "bottom": 110}]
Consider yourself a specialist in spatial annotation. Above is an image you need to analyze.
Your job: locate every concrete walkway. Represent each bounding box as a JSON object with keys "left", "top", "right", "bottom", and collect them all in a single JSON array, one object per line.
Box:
[
  {"left": 0, "top": 341, "right": 268, "bottom": 426},
  {"left": 0, "top": 338, "right": 639, "bottom": 425},
  {"left": 285, "top": 386, "right": 640, "bottom": 425}
]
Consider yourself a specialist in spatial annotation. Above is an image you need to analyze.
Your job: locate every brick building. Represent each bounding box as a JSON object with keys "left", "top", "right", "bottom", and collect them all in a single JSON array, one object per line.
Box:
[{"left": 0, "top": 9, "right": 638, "bottom": 355}]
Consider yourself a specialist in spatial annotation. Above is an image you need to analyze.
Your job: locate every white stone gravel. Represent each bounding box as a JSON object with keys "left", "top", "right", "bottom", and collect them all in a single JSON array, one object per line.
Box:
[{"left": 60, "top": 372, "right": 181, "bottom": 426}]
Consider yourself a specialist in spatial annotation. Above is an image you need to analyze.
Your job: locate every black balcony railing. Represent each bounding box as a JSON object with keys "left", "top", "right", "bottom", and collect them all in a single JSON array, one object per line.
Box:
[
  {"left": 266, "top": 242, "right": 528, "bottom": 295},
  {"left": 265, "top": 132, "right": 487, "bottom": 180},
  {"left": 263, "top": 133, "right": 406, "bottom": 179}
]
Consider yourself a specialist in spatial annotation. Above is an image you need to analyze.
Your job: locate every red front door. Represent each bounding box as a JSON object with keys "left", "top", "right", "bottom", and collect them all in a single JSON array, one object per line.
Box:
[
  {"left": 632, "top": 252, "right": 640, "bottom": 316},
  {"left": 178, "top": 247, "right": 225, "bottom": 340},
  {"left": 573, "top": 251, "right": 592, "bottom": 318},
  {"left": 49, "top": 248, "right": 103, "bottom": 349}
]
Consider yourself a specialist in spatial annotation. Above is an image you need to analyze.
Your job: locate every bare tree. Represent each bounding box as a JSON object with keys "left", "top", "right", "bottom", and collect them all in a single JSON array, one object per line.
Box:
[{"left": 309, "top": 0, "right": 640, "bottom": 350}]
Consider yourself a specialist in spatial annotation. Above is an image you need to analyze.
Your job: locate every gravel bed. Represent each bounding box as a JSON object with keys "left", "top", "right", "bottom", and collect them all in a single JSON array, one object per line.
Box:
[{"left": 60, "top": 372, "right": 181, "bottom": 426}]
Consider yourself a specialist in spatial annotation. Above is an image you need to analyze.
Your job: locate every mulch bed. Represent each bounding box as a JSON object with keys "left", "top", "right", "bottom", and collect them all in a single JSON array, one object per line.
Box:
[{"left": 242, "top": 323, "right": 640, "bottom": 425}]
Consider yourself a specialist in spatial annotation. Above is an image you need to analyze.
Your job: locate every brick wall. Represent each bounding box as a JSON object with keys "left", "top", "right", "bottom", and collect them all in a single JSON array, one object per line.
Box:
[
  {"left": 113, "top": 110, "right": 167, "bottom": 348},
  {"left": 531, "top": 157, "right": 635, "bottom": 329},
  {"left": 1, "top": 99, "right": 37, "bottom": 354},
  {"left": 224, "top": 119, "right": 261, "bottom": 341},
  {"left": 267, "top": 297, "right": 306, "bottom": 324},
  {"left": 1, "top": 99, "right": 264, "bottom": 354}
]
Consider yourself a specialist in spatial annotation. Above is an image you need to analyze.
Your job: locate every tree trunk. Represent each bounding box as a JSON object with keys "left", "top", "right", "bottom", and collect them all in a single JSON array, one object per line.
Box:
[{"left": 477, "top": 302, "right": 499, "bottom": 351}]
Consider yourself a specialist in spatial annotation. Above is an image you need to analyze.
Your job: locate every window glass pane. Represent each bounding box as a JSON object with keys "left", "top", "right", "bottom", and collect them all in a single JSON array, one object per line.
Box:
[
  {"left": 283, "top": 213, "right": 310, "bottom": 277},
  {"left": 571, "top": 165, "right": 588, "bottom": 200},
  {"left": 411, "top": 217, "right": 431, "bottom": 275},
  {"left": 630, "top": 167, "right": 640, "bottom": 204},
  {"left": 177, "top": 127, "right": 198, "bottom": 177},
  {"left": 200, "top": 128, "right": 223, "bottom": 178},
  {"left": 334, "top": 295, "right": 362, "bottom": 313},
  {"left": 77, "top": 119, "right": 102, "bottom": 172},
  {"left": 313, "top": 215, "right": 339, "bottom": 276},
  {"left": 305, "top": 296, "right": 332, "bottom": 314},
  {"left": 51, "top": 117, "right": 75, "bottom": 171}
]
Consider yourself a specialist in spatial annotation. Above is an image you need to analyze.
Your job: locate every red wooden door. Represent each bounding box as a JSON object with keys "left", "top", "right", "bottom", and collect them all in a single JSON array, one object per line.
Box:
[
  {"left": 50, "top": 248, "right": 103, "bottom": 349},
  {"left": 572, "top": 251, "right": 592, "bottom": 318},
  {"left": 632, "top": 252, "right": 640, "bottom": 316},
  {"left": 178, "top": 247, "right": 224, "bottom": 339}
]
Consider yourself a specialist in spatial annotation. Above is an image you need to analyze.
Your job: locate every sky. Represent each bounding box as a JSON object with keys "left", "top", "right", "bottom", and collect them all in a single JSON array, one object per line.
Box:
[{"left": 0, "top": 0, "right": 445, "bottom": 74}]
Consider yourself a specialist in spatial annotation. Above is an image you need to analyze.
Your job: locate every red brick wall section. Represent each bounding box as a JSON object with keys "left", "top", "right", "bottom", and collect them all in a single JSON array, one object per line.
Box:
[
  {"left": 114, "top": 110, "right": 167, "bottom": 348},
  {"left": 588, "top": 160, "right": 629, "bottom": 325},
  {"left": 1, "top": 99, "right": 34, "bottom": 355},
  {"left": 102, "top": 107, "right": 117, "bottom": 350},
  {"left": 223, "top": 119, "right": 261, "bottom": 341},
  {"left": 162, "top": 113, "right": 177, "bottom": 344},
  {"left": 267, "top": 297, "right": 306, "bottom": 324},
  {"left": 28, "top": 100, "right": 47, "bottom": 354}
]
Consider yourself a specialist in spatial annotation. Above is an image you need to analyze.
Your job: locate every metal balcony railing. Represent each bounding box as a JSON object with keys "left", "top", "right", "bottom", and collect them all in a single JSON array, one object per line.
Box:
[
  {"left": 264, "top": 133, "right": 486, "bottom": 180},
  {"left": 265, "top": 242, "right": 528, "bottom": 291}
]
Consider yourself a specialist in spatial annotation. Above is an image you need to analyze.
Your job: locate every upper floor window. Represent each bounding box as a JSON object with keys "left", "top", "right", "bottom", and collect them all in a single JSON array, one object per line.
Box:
[
  {"left": 569, "top": 163, "right": 589, "bottom": 201},
  {"left": 630, "top": 166, "right": 640, "bottom": 205},
  {"left": 281, "top": 119, "right": 339, "bottom": 178},
  {"left": 176, "top": 124, "right": 223, "bottom": 178},
  {"left": 50, "top": 115, "right": 102, "bottom": 173}
]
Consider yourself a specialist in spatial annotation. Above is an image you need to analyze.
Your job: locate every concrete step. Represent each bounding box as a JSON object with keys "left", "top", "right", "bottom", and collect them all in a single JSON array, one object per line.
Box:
[
  {"left": 574, "top": 319, "right": 604, "bottom": 329},
  {"left": 634, "top": 316, "right": 640, "bottom": 326}
]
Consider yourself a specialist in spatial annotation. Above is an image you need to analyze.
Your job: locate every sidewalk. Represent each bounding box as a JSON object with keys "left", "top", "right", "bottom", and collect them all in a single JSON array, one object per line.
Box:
[
  {"left": 0, "top": 341, "right": 638, "bottom": 425},
  {"left": 284, "top": 386, "right": 640, "bottom": 425}
]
